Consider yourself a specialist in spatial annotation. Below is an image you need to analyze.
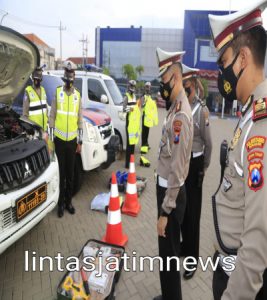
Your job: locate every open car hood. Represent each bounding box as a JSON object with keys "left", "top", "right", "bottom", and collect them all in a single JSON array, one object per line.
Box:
[{"left": 0, "top": 26, "right": 40, "bottom": 104}]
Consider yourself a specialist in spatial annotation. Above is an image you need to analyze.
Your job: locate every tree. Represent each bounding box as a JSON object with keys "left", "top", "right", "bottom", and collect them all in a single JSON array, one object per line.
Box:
[
  {"left": 135, "top": 65, "right": 144, "bottom": 78},
  {"left": 103, "top": 67, "right": 110, "bottom": 76},
  {"left": 122, "top": 64, "right": 137, "bottom": 80}
]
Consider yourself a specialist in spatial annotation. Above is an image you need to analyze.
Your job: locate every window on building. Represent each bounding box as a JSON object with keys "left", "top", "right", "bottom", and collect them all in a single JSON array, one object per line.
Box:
[{"left": 88, "top": 79, "right": 106, "bottom": 102}]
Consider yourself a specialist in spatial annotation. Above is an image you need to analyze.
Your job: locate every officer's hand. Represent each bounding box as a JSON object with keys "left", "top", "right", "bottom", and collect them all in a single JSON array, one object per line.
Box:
[
  {"left": 76, "top": 144, "right": 82, "bottom": 154},
  {"left": 130, "top": 107, "right": 134, "bottom": 112},
  {"left": 157, "top": 216, "right": 168, "bottom": 237}
]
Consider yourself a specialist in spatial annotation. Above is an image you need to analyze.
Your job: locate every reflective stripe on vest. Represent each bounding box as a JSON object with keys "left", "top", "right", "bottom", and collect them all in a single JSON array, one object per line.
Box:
[
  {"left": 144, "top": 95, "right": 158, "bottom": 127},
  {"left": 55, "top": 87, "right": 80, "bottom": 141},
  {"left": 126, "top": 94, "right": 140, "bottom": 145},
  {"left": 25, "top": 86, "right": 48, "bottom": 130}
]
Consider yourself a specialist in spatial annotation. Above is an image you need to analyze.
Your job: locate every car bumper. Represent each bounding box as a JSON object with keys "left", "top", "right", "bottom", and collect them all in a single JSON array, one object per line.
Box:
[{"left": 0, "top": 159, "right": 59, "bottom": 255}]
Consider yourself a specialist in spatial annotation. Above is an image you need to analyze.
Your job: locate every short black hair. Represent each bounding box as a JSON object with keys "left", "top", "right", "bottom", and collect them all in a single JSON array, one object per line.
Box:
[{"left": 230, "top": 26, "right": 267, "bottom": 67}]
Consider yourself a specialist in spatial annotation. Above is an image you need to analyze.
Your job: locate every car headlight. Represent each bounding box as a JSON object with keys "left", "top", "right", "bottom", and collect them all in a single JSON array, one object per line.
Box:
[
  {"left": 118, "top": 111, "right": 126, "bottom": 121},
  {"left": 85, "top": 122, "right": 98, "bottom": 143}
]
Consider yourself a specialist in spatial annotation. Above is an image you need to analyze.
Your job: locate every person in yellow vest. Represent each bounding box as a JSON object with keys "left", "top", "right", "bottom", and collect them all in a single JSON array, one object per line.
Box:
[
  {"left": 23, "top": 66, "right": 48, "bottom": 131},
  {"left": 123, "top": 80, "right": 140, "bottom": 169},
  {"left": 140, "top": 81, "right": 158, "bottom": 158},
  {"left": 49, "top": 60, "right": 83, "bottom": 218}
]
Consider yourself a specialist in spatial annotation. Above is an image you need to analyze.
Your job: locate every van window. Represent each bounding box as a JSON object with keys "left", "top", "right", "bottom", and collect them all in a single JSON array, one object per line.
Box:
[
  {"left": 74, "top": 78, "right": 83, "bottom": 96},
  {"left": 88, "top": 79, "right": 106, "bottom": 102},
  {"left": 105, "top": 80, "right": 123, "bottom": 105}
]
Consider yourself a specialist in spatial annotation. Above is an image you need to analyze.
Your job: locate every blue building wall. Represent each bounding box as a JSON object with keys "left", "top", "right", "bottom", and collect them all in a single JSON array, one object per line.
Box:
[
  {"left": 99, "top": 28, "right": 142, "bottom": 66},
  {"left": 183, "top": 10, "right": 233, "bottom": 70}
]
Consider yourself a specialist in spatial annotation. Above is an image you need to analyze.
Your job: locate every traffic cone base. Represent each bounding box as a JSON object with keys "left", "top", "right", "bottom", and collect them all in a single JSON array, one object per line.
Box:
[
  {"left": 102, "top": 224, "right": 128, "bottom": 246},
  {"left": 122, "top": 154, "right": 141, "bottom": 217}
]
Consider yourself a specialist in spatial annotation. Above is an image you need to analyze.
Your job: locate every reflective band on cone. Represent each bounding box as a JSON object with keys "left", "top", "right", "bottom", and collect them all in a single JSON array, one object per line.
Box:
[
  {"left": 122, "top": 155, "right": 141, "bottom": 217},
  {"left": 102, "top": 172, "right": 128, "bottom": 246}
]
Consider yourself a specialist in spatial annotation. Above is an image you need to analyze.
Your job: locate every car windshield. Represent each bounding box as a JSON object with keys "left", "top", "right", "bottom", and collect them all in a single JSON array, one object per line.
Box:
[
  {"left": 42, "top": 75, "right": 64, "bottom": 106},
  {"left": 104, "top": 79, "right": 123, "bottom": 105}
]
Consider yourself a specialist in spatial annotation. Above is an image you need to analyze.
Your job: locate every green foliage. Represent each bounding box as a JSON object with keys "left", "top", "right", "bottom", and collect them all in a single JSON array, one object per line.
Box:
[
  {"left": 103, "top": 67, "right": 110, "bottom": 76},
  {"left": 135, "top": 65, "right": 144, "bottom": 77},
  {"left": 122, "top": 64, "right": 137, "bottom": 80}
]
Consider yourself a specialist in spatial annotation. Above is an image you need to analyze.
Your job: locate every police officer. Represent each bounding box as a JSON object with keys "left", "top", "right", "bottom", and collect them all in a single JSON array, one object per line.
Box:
[
  {"left": 49, "top": 61, "right": 83, "bottom": 218},
  {"left": 154, "top": 47, "right": 193, "bottom": 300},
  {"left": 209, "top": 1, "right": 267, "bottom": 298},
  {"left": 180, "top": 64, "right": 212, "bottom": 280},
  {"left": 123, "top": 80, "right": 140, "bottom": 169},
  {"left": 23, "top": 66, "right": 48, "bottom": 131}
]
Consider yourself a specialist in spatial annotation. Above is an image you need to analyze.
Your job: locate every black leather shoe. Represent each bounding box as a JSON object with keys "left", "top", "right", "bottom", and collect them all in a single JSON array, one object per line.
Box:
[
  {"left": 183, "top": 268, "right": 197, "bottom": 280},
  {"left": 65, "top": 203, "right": 75, "bottom": 214},
  {"left": 153, "top": 296, "right": 162, "bottom": 300},
  {"left": 57, "top": 205, "right": 64, "bottom": 218}
]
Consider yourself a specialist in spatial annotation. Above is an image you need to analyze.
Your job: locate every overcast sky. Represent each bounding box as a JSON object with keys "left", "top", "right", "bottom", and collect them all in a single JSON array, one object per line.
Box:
[{"left": 1, "top": 0, "right": 267, "bottom": 59}]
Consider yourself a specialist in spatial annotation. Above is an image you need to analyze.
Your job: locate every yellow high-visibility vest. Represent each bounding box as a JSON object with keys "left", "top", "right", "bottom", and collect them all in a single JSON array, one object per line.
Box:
[
  {"left": 143, "top": 95, "right": 158, "bottom": 128},
  {"left": 25, "top": 86, "right": 48, "bottom": 130},
  {"left": 55, "top": 87, "right": 80, "bottom": 141},
  {"left": 126, "top": 93, "right": 140, "bottom": 145}
]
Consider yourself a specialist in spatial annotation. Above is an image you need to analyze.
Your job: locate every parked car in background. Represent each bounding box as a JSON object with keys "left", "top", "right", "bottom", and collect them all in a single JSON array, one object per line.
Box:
[
  {"left": 13, "top": 72, "right": 119, "bottom": 195},
  {"left": 50, "top": 70, "right": 127, "bottom": 154},
  {"left": 0, "top": 26, "right": 59, "bottom": 254}
]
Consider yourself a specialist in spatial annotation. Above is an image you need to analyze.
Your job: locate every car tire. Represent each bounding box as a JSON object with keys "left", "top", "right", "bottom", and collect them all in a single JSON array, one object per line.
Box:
[
  {"left": 72, "top": 154, "right": 83, "bottom": 196},
  {"left": 115, "top": 130, "right": 123, "bottom": 160}
]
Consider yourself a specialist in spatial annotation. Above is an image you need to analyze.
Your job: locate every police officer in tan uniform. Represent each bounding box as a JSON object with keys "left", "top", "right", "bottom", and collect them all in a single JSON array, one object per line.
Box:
[
  {"left": 209, "top": 1, "right": 267, "bottom": 298},
  {"left": 154, "top": 48, "right": 193, "bottom": 300},
  {"left": 180, "top": 64, "right": 212, "bottom": 280}
]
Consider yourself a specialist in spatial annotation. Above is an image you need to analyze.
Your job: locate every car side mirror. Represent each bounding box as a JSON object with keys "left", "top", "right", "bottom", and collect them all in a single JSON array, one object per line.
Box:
[{"left": 100, "top": 94, "right": 109, "bottom": 104}]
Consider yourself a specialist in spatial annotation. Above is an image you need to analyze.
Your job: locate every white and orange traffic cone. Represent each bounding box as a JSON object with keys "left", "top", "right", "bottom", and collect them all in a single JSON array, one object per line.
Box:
[
  {"left": 122, "top": 155, "right": 141, "bottom": 217},
  {"left": 102, "top": 173, "right": 128, "bottom": 246}
]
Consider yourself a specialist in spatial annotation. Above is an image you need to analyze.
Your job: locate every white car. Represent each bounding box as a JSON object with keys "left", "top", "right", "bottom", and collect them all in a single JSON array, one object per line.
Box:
[
  {"left": 50, "top": 70, "right": 127, "bottom": 152},
  {"left": 0, "top": 26, "right": 59, "bottom": 255},
  {"left": 13, "top": 72, "right": 119, "bottom": 195}
]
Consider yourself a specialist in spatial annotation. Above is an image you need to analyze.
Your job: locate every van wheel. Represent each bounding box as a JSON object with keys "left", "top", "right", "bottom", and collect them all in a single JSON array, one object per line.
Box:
[
  {"left": 72, "top": 154, "right": 83, "bottom": 196},
  {"left": 115, "top": 131, "right": 123, "bottom": 160}
]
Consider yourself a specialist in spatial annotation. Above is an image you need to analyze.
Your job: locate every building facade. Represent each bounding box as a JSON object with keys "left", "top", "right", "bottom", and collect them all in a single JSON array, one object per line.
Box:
[
  {"left": 95, "top": 26, "right": 183, "bottom": 80},
  {"left": 24, "top": 33, "right": 55, "bottom": 70}
]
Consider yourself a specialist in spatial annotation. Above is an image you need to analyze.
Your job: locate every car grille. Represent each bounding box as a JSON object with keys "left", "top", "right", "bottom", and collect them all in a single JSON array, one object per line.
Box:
[
  {"left": 98, "top": 122, "right": 112, "bottom": 140},
  {"left": 1, "top": 206, "right": 16, "bottom": 230},
  {"left": 0, "top": 146, "right": 50, "bottom": 193}
]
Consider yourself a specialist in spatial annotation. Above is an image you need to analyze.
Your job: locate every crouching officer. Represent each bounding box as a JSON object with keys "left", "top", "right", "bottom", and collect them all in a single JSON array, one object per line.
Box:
[
  {"left": 209, "top": 1, "right": 267, "bottom": 299},
  {"left": 181, "top": 64, "right": 212, "bottom": 280},
  {"left": 123, "top": 80, "right": 140, "bottom": 169},
  {"left": 23, "top": 66, "right": 48, "bottom": 131},
  {"left": 154, "top": 47, "right": 193, "bottom": 300},
  {"left": 49, "top": 61, "right": 83, "bottom": 218}
]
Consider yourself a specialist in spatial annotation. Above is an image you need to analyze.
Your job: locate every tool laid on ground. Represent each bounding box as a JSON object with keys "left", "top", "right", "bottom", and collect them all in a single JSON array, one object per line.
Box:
[{"left": 62, "top": 275, "right": 90, "bottom": 300}]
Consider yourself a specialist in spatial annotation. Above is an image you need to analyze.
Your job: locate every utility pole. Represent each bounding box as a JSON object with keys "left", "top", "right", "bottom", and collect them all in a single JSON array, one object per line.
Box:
[
  {"left": 59, "top": 21, "right": 66, "bottom": 67},
  {"left": 79, "top": 34, "right": 88, "bottom": 67}
]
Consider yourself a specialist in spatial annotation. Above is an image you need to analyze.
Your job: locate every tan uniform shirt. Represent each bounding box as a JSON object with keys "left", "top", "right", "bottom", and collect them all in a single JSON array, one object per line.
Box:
[
  {"left": 157, "top": 89, "right": 193, "bottom": 214},
  {"left": 214, "top": 79, "right": 267, "bottom": 300},
  {"left": 49, "top": 86, "right": 83, "bottom": 130},
  {"left": 191, "top": 96, "right": 212, "bottom": 169}
]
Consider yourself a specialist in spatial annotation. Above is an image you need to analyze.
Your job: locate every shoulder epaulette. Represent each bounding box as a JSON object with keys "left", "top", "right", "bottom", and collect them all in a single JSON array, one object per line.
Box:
[
  {"left": 74, "top": 87, "right": 81, "bottom": 93},
  {"left": 56, "top": 85, "right": 63, "bottom": 90},
  {"left": 252, "top": 98, "right": 267, "bottom": 122}
]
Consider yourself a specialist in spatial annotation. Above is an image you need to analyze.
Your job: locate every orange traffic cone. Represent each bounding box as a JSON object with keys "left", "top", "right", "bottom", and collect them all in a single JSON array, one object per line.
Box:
[
  {"left": 122, "top": 155, "right": 141, "bottom": 217},
  {"left": 102, "top": 173, "right": 128, "bottom": 246}
]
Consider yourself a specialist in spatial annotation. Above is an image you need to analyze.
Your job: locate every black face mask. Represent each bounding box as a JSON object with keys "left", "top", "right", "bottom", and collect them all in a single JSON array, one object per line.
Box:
[
  {"left": 34, "top": 79, "right": 41, "bottom": 88},
  {"left": 184, "top": 87, "right": 191, "bottom": 97},
  {"left": 65, "top": 80, "right": 73, "bottom": 89},
  {"left": 159, "top": 74, "right": 174, "bottom": 102},
  {"left": 217, "top": 53, "right": 244, "bottom": 103}
]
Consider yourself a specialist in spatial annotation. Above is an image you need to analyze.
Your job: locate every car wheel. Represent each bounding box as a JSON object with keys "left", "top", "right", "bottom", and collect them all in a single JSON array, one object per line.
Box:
[
  {"left": 115, "top": 130, "right": 123, "bottom": 160},
  {"left": 72, "top": 154, "right": 83, "bottom": 196}
]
